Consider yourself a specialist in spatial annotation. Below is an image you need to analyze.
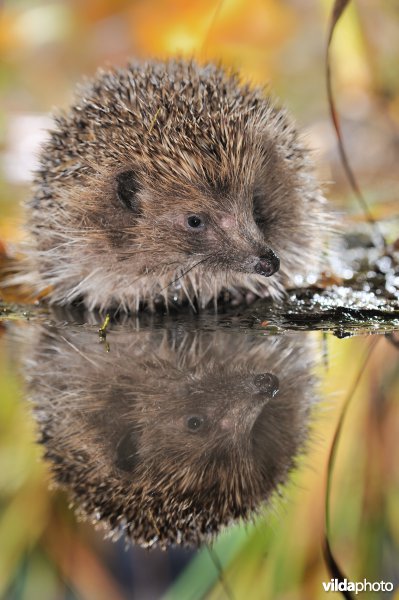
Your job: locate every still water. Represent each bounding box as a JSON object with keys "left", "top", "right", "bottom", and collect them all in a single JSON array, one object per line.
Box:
[{"left": 1, "top": 303, "right": 398, "bottom": 599}]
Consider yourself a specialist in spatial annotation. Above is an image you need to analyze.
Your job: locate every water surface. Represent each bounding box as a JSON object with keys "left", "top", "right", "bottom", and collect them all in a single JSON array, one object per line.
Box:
[{"left": 1, "top": 298, "right": 398, "bottom": 599}]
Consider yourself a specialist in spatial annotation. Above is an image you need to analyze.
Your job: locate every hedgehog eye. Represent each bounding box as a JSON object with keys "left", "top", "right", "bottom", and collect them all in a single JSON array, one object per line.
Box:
[
  {"left": 186, "top": 215, "right": 205, "bottom": 230},
  {"left": 254, "top": 373, "right": 279, "bottom": 398},
  {"left": 116, "top": 170, "right": 140, "bottom": 212},
  {"left": 186, "top": 415, "right": 205, "bottom": 432}
]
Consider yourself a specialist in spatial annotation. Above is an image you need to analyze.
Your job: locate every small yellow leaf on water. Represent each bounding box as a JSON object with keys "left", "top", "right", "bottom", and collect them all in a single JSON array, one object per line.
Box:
[{"left": 99, "top": 313, "right": 111, "bottom": 337}]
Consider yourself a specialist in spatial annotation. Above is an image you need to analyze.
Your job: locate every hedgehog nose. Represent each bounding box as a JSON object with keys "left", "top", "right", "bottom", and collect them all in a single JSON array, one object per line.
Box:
[{"left": 254, "top": 249, "right": 280, "bottom": 277}]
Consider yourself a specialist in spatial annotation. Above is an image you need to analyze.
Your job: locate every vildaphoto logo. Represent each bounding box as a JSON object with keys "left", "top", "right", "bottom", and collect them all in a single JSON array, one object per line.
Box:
[{"left": 322, "top": 579, "right": 394, "bottom": 594}]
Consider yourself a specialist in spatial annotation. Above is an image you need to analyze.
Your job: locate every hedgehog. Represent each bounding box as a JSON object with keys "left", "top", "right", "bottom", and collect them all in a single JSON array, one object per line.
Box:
[
  {"left": 24, "top": 59, "right": 328, "bottom": 312},
  {"left": 21, "top": 319, "right": 316, "bottom": 548}
]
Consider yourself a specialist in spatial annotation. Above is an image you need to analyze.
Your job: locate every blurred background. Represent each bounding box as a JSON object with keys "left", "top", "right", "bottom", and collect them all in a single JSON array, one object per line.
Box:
[{"left": 0, "top": 1, "right": 399, "bottom": 599}]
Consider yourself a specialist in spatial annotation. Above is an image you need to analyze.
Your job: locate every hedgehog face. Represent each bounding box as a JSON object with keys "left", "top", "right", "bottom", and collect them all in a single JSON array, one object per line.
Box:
[
  {"left": 78, "top": 142, "right": 295, "bottom": 304},
  {"left": 112, "top": 167, "right": 281, "bottom": 279}
]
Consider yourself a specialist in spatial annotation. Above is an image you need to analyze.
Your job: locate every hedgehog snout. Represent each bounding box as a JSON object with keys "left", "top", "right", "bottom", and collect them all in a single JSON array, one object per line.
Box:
[{"left": 254, "top": 249, "right": 280, "bottom": 277}]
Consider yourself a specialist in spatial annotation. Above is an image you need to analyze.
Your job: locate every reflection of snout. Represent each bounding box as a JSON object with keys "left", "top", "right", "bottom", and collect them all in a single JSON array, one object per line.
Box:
[
  {"left": 224, "top": 382, "right": 277, "bottom": 435},
  {"left": 220, "top": 397, "right": 270, "bottom": 433},
  {"left": 254, "top": 249, "right": 280, "bottom": 277}
]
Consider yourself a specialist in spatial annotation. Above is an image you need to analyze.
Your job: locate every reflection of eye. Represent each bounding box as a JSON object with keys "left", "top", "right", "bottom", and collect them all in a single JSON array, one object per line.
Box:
[
  {"left": 186, "top": 415, "right": 205, "bottom": 432},
  {"left": 186, "top": 215, "right": 205, "bottom": 230},
  {"left": 254, "top": 373, "right": 279, "bottom": 397},
  {"left": 115, "top": 429, "right": 139, "bottom": 472}
]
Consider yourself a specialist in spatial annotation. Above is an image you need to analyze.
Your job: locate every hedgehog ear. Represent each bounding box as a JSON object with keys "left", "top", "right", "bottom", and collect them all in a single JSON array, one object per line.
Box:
[{"left": 116, "top": 170, "right": 141, "bottom": 213}]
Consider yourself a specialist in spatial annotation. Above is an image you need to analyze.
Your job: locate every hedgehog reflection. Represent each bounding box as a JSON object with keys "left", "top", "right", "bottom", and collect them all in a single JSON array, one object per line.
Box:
[{"left": 26, "top": 325, "right": 315, "bottom": 548}]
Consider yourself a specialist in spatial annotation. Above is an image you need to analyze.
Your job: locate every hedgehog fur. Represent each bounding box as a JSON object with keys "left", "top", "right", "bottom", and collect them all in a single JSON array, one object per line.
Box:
[{"left": 25, "top": 59, "right": 328, "bottom": 311}]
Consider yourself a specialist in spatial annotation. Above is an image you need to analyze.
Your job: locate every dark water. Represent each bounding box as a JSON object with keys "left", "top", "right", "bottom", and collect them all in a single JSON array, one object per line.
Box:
[{"left": 1, "top": 296, "right": 398, "bottom": 599}]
